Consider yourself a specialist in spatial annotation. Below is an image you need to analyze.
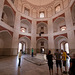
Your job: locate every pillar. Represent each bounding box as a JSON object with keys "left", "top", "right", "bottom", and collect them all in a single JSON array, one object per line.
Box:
[
  {"left": 31, "top": 19, "right": 36, "bottom": 54},
  {"left": 65, "top": 7, "right": 75, "bottom": 56},
  {"left": 11, "top": 12, "right": 21, "bottom": 55},
  {"left": 48, "top": 18, "right": 55, "bottom": 54}
]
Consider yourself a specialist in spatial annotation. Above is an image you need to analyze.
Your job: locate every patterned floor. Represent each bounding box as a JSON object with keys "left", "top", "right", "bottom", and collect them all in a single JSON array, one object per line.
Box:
[
  {"left": 24, "top": 56, "right": 47, "bottom": 66},
  {"left": 0, "top": 54, "right": 70, "bottom": 75}
]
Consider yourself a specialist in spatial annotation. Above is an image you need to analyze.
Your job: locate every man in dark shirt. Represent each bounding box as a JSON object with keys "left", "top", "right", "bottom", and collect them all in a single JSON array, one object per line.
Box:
[
  {"left": 54, "top": 49, "right": 62, "bottom": 75},
  {"left": 47, "top": 50, "right": 53, "bottom": 75}
]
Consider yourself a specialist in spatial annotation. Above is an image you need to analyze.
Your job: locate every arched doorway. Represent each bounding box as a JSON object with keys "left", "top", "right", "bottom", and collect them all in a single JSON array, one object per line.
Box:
[
  {"left": 18, "top": 42, "right": 26, "bottom": 54},
  {"left": 54, "top": 36, "right": 69, "bottom": 54},
  {"left": 60, "top": 41, "right": 69, "bottom": 54},
  {"left": 40, "top": 47, "right": 45, "bottom": 53},
  {"left": 18, "top": 36, "right": 31, "bottom": 54},
  {"left": 36, "top": 38, "right": 48, "bottom": 54},
  {"left": 0, "top": 31, "right": 12, "bottom": 55}
]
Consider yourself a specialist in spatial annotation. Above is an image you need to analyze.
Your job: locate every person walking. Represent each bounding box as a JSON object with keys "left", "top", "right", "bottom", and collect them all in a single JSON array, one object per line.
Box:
[
  {"left": 47, "top": 50, "right": 53, "bottom": 75},
  {"left": 18, "top": 49, "right": 22, "bottom": 67},
  {"left": 54, "top": 49, "right": 62, "bottom": 75},
  {"left": 31, "top": 48, "right": 34, "bottom": 57}
]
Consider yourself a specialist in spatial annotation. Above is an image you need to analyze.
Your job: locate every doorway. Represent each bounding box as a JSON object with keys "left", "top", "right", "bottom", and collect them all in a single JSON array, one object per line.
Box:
[
  {"left": 18, "top": 42, "right": 26, "bottom": 54},
  {"left": 60, "top": 42, "right": 69, "bottom": 54},
  {"left": 18, "top": 43, "right": 22, "bottom": 52},
  {"left": 41, "top": 47, "right": 45, "bottom": 53}
]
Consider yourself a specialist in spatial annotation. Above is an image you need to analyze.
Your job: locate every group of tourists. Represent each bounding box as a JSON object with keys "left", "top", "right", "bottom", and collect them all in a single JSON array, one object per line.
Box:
[
  {"left": 47, "top": 49, "right": 75, "bottom": 75},
  {"left": 18, "top": 48, "right": 75, "bottom": 75}
]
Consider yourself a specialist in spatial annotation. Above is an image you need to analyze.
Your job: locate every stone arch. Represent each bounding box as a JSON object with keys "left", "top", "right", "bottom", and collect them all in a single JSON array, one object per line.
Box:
[
  {"left": 54, "top": 36, "right": 69, "bottom": 52},
  {"left": 37, "top": 22, "right": 48, "bottom": 34},
  {"left": 36, "top": 38, "right": 48, "bottom": 54},
  {"left": 0, "top": 31, "right": 12, "bottom": 55},
  {"left": 47, "top": 7, "right": 53, "bottom": 17},
  {"left": 22, "top": 3, "right": 32, "bottom": 9},
  {"left": 53, "top": 0, "right": 63, "bottom": 14},
  {"left": 38, "top": 7, "right": 46, "bottom": 18},
  {"left": 22, "top": 3, "right": 32, "bottom": 15},
  {"left": 53, "top": 17, "right": 66, "bottom": 32},
  {"left": 2, "top": 5, "right": 15, "bottom": 27},
  {"left": 19, "top": 36, "right": 31, "bottom": 54},
  {"left": 20, "top": 19, "right": 31, "bottom": 33}
]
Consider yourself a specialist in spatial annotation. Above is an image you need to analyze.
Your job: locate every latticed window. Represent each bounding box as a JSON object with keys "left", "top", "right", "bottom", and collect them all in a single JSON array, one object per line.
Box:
[
  {"left": 21, "top": 27, "right": 26, "bottom": 32},
  {"left": 55, "top": 4, "right": 61, "bottom": 13},
  {"left": 60, "top": 26, "right": 66, "bottom": 31},
  {"left": 41, "top": 27, "right": 44, "bottom": 29},
  {"left": 24, "top": 7, "right": 30, "bottom": 16},
  {"left": 41, "top": 27, "right": 44, "bottom": 34},
  {"left": 40, "top": 11, "right": 45, "bottom": 18},
  {"left": 41, "top": 42, "right": 44, "bottom": 46}
]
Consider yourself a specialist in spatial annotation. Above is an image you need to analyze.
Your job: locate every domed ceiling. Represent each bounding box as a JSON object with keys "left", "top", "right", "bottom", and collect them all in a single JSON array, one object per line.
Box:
[{"left": 25, "top": 0, "right": 54, "bottom": 6}]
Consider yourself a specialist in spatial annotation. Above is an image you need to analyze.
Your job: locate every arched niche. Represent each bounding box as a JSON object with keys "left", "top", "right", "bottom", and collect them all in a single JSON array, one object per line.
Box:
[
  {"left": 54, "top": 36, "right": 69, "bottom": 53},
  {"left": 53, "top": 17, "right": 66, "bottom": 32},
  {"left": 32, "top": 8, "right": 37, "bottom": 18},
  {"left": 53, "top": 0, "right": 63, "bottom": 14},
  {"left": 1, "top": 5, "right": 15, "bottom": 27},
  {"left": 47, "top": 7, "right": 53, "bottom": 17},
  {"left": 37, "top": 7, "right": 46, "bottom": 18},
  {"left": 0, "top": 31, "right": 12, "bottom": 55},
  {"left": 37, "top": 22, "right": 48, "bottom": 34},
  {"left": 71, "top": 2, "right": 75, "bottom": 25},
  {"left": 19, "top": 36, "right": 31, "bottom": 54},
  {"left": 36, "top": 38, "right": 48, "bottom": 54},
  {"left": 20, "top": 19, "right": 31, "bottom": 33},
  {"left": 22, "top": 3, "right": 31, "bottom": 16}
]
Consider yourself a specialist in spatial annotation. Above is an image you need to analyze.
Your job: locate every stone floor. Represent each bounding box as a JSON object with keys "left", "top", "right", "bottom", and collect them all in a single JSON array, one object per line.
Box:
[{"left": 0, "top": 54, "right": 70, "bottom": 75}]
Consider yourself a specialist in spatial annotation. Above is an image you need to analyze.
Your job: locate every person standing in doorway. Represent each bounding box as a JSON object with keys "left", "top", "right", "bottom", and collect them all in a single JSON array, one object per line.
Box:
[
  {"left": 31, "top": 48, "right": 34, "bottom": 57},
  {"left": 18, "top": 49, "right": 22, "bottom": 67},
  {"left": 54, "top": 49, "right": 62, "bottom": 75},
  {"left": 47, "top": 50, "right": 53, "bottom": 75}
]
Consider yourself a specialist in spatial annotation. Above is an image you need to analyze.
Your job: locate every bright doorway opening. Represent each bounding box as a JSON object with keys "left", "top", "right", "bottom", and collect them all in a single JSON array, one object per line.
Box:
[
  {"left": 18, "top": 42, "right": 26, "bottom": 54},
  {"left": 60, "top": 42, "right": 69, "bottom": 54}
]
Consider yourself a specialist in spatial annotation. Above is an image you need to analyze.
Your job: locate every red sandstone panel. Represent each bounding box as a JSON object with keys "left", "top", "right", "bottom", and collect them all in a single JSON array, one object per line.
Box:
[{"left": 54, "top": 33, "right": 67, "bottom": 39}]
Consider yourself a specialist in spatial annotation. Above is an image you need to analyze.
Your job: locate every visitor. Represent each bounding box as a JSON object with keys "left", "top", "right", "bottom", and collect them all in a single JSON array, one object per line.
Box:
[
  {"left": 18, "top": 49, "right": 22, "bottom": 67},
  {"left": 54, "top": 49, "right": 62, "bottom": 75},
  {"left": 31, "top": 48, "right": 34, "bottom": 57},
  {"left": 69, "top": 54, "right": 75, "bottom": 75},
  {"left": 47, "top": 50, "right": 53, "bottom": 75},
  {"left": 62, "top": 50, "right": 67, "bottom": 74}
]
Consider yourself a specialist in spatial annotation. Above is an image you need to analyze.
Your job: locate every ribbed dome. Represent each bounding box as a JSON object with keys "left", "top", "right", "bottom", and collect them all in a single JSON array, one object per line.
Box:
[{"left": 25, "top": 0, "right": 54, "bottom": 6}]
